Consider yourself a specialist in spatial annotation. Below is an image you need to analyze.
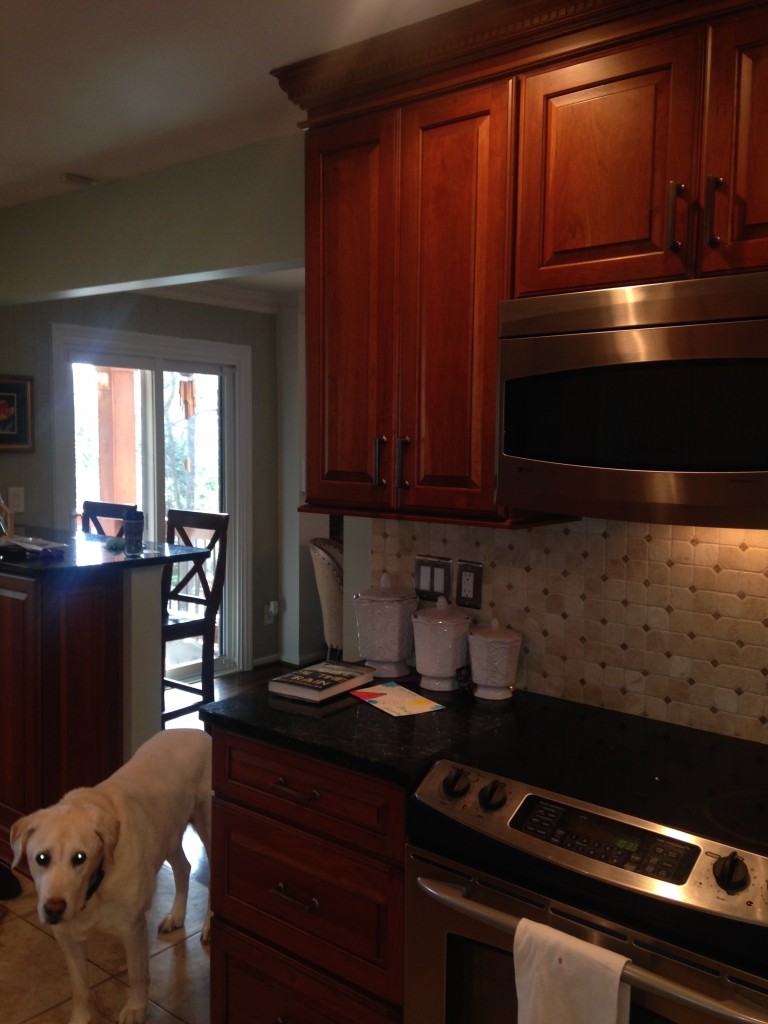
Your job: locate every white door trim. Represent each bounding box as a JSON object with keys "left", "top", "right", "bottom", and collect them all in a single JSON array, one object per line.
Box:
[{"left": 51, "top": 322, "right": 253, "bottom": 672}]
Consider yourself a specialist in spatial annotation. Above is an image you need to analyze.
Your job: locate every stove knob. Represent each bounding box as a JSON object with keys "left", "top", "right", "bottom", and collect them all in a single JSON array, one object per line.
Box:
[
  {"left": 713, "top": 851, "right": 750, "bottom": 894},
  {"left": 478, "top": 779, "right": 507, "bottom": 811},
  {"left": 442, "top": 766, "right": 471, "bottom": 798}
]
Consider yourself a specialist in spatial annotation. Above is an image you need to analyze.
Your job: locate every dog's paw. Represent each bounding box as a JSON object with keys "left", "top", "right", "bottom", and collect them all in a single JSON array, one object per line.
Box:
[
  {"left": 157, "top": 911, "right": 185, "bottom": 935},
  {"left": 200, "top": 911, "right": 212, "bottom": 944},
  {"left": 117, "top": 1002, "right": 147, "bottom": 1024}
]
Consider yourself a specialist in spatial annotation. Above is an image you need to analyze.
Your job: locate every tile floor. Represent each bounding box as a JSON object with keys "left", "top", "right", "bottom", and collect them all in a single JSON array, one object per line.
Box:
[{"left": 0, "top": 827, "right": 210, "bottom": 1024}]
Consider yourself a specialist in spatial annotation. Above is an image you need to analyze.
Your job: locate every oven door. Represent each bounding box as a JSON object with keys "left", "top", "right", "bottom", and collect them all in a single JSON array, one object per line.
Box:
[{"left": 404, "top": 847, "right": 768, "bottom": 1024}]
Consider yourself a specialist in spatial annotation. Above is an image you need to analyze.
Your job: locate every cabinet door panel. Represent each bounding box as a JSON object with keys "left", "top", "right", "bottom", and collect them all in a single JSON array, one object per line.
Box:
[
  {"left": 398, "top": 81, "right": 510, "bottom": 515},
  {"left": 211, "top": 919, "right": 400, "bottom": 1024},
  {"left": 213, "top": 800, "right": 403, "bottom": 1003},
  {"left": 305, "top": 112, "right": 398, "bottom": 509},
  {"left": 0, "top": 576, "right": 40, "bottom": 824},
  {"left": 517, "top": 33, "right": 700, "bottom": 294},
  {"left": 700, "top": 11, "right": 768, "bottom": 272}
]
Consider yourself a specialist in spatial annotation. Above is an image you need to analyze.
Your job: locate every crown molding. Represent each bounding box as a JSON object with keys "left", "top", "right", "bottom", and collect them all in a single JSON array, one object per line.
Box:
[{"left": 273, "top": 0, "right": 743, "bottom": 118}]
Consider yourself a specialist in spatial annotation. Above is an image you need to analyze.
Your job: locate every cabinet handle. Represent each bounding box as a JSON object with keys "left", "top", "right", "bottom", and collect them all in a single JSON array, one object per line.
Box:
[
  {"left": 665, "top": 180, "right": 686, "bottom": 251},
  {"left": 270, "top": 776, "right": 320, "bottom": 803},
  {"left": 272, "top": 881, "right": 320, "bottom": 913},
  {"left": 703, "top": 174, "right": 724, "bottom": 247},
  {"left": 372, "top": 435, "right": 388, "bottom": 487},
  {"left": 396, "top": 436, "right": 411, "bottom": 489}
]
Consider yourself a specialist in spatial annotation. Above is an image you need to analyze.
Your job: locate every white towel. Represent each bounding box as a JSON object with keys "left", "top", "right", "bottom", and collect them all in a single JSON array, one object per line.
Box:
[{"left": 514, "top": 918, "right": 631, "bottom": 1024}]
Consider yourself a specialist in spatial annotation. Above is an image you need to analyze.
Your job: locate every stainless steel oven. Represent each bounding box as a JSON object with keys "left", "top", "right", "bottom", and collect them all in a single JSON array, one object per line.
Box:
[{"left": 405, "top": 756, "right": 768, "bottom": 1024}]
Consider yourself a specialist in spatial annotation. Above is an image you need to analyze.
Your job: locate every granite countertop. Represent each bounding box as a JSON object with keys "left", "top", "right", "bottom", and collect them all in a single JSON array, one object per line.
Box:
[
  {"left": 200, "top": 678, "right": 525, "bottom": 788},
  {"left": 0, "top": 527, "right": 208, "bottom": 577}
]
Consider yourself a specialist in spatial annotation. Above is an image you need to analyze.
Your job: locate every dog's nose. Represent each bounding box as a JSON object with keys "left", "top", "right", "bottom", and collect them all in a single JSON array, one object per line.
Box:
[{"left": 43, "top": 897, "right": 67, "bottom": 923}]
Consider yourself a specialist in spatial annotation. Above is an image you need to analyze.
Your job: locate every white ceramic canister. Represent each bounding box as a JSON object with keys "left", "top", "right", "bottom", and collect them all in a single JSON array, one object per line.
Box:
[
  {"left": 353, "top": 572, "right": 419, "bottom": 677},
  {"left": 468, "top": 618, "right": 522, "bottom": 700},
  {"left": 412, "top": 596, "right": 471, "bottom": 691}
]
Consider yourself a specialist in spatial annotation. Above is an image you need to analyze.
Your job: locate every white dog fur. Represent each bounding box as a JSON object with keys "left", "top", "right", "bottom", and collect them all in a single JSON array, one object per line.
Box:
[{"left": 10, "top": 728, "right": 212, "bottom": 1024}]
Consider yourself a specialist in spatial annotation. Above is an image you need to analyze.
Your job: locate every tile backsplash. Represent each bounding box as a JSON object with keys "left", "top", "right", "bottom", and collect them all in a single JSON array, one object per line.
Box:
[{"left": 371, "top": 518, "right": 768, "bottom": 744}]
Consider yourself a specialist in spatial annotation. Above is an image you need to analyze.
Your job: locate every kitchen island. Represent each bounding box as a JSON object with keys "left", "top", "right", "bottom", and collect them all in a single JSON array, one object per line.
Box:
[{"left": 0, "top": 530, "right": 207, "bottom": 862}]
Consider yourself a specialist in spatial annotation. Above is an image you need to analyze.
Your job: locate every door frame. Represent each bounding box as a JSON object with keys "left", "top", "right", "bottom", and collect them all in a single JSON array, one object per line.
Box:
[{"left": 51, "top": 322, "right": 253, "bottom": 672}]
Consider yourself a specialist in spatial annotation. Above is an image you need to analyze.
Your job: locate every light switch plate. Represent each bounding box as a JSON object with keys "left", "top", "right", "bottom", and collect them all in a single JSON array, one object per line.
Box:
[
  {"left": 414, "top": 555, "right": 452, "bottom": 601},
  {"left": 456, "top": 560, "right": 483, "bottom": 609}
]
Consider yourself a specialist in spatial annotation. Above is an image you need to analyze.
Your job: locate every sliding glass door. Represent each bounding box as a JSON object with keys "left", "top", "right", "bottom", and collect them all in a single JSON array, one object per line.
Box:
[{"left": 52, "top": 324, "right": 253, "bottom": 674}]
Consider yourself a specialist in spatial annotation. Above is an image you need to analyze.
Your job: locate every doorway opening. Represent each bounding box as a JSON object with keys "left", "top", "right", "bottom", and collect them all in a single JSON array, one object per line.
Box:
[{"left": 51, "top": 323, "right": 253, "bottom": 675}]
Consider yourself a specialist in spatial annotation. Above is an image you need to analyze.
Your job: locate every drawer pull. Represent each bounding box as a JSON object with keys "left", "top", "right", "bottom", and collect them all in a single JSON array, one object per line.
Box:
[
  {"left": 270, "top": 777, "right": 321, "bottom": 803},
  {"left": 272, "top": 881, "right": 320, "bottom": 913}
]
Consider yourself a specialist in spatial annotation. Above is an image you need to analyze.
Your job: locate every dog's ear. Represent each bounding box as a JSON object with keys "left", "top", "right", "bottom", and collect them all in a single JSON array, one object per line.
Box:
[
  {"left": 10, "top": 813, "right": 38, "bottom": 869},
  {"left": 95, "top": 816, "right": 120, "bottom": 867}
]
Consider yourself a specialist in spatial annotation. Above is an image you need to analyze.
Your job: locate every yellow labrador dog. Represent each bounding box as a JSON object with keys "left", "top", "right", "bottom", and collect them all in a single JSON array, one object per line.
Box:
[{"left": 11, "top": 729, "right": 212, "bottom": 1024}]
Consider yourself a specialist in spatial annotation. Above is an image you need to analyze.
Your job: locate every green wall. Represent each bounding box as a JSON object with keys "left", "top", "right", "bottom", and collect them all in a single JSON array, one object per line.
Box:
[{"left": 0, "top": 134, "right": 304, "bottom": 304}]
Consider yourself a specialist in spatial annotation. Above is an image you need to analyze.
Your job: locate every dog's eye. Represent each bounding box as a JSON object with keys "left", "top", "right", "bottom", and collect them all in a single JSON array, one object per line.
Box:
[
  {"left": 71, "top": 851, "right": 87, "bottom": 867},
  {"left": 35, "top": 852, "right": 50, "bottom": 867}
]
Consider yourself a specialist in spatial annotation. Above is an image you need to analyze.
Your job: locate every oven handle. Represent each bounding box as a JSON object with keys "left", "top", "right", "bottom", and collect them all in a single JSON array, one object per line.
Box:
[{"left": 418, "top": 878, "right": 768, "bottom": 1024}]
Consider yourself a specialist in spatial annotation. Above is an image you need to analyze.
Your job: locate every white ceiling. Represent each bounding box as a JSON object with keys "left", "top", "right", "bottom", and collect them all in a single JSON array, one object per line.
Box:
[{"left": 0, "top": 0, "right": 475, "bottom": 211}]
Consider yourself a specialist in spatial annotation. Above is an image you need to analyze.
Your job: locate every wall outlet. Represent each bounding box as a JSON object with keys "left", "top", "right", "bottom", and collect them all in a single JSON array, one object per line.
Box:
[
  {"left": 456, "top": 560, "right": 483, "bottom": 609},
  {"left": 414, "top": 555, "right": 452, "bottom": 601},
  {"left": 7, "top": 487, "right": 24, "bottom": 513}
]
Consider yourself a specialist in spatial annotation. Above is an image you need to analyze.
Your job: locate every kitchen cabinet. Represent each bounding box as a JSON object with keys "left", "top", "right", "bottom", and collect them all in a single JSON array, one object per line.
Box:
[
  {"left": 699, "top": 8, "right": 768, "bottom": 274},
  {"left": 305, "top": 110, "right": 398, "bottom": 513},
  {"left": 517, "top": 7, "right": 768, "bottom": 294},
  {"left": 0, "top": 567, "right": 123, "bottom": 861},
  {"left": 305, "top": 82, "right": 511, "bottom": 520},
  {"left": 516, "top": 30, "right": 702, "bottom": 294},
  {"left": 210, "top": 730, "right": 405, "bottom": 1023}
]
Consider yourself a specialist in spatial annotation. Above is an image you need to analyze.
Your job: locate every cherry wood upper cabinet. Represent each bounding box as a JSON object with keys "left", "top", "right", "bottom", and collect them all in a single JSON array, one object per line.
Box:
[
  {"left": 516, "top": 31, "right": 702, "bottom": 295},
  {"left": 397, "top": 81, "right": 511, "bottom": 516},
  {"left": 699, "top": 9, "right": 768, "bottom": 273},
  {"left": 305, "top": 83, "right": 512, "bottom": 520},
  {"left": 305, "top": 112, "right": 398, "bottom": 511}
]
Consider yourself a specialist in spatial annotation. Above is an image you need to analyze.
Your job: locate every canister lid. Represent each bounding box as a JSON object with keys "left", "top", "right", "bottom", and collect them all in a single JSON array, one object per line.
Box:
[
  {"left": 354, "top": 571, "right": 417, "bottom": 602},
  {"left": 470, "top": 618, "right": 521, "bottom": 642},
  {"left": 413, "top": 595, "right": 471, "bottom": 623}
]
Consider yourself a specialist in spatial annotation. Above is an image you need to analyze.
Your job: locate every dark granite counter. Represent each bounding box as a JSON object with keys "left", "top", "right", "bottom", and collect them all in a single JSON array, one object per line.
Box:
[
  {"left": 0, "top": 527, "right": 207, "bottom": 577},
  {"left": 201, "top": 680, "right": 768, "bottom": 857},
  {"left": 200, "top": 679, "right": 522, "bottom": 788}
]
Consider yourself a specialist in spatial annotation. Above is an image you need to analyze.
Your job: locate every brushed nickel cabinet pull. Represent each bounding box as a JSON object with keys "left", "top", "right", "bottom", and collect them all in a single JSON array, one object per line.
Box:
[
  {"left": 372, "top": 435, "right": 388, "bottom": 487},
  {"left": 396, "top": 436, "right": 411, "bottom": 489},
  {"left": 270, "top": 777, "right": 320, "bottom": 803},
  {"left": 665, "top": 180, "right": 686, "bottom": 251},
  {"left": 704, "top": 174, "right": 724, "bottom": 247},
  {"left": 272, "top": 881, "right": 320, "bottom": 913}
]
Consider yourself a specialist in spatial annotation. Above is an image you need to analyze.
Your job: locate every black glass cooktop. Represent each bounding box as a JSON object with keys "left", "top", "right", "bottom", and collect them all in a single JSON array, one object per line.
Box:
[{"left": 429, "top": 693, "right": 768, "bottom": 858}]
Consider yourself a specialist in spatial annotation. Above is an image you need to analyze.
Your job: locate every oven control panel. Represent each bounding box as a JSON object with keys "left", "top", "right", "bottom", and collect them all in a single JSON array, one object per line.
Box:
[
  {"left": 414, "top": 760, "right": 768, "bottom": 926},
  {"left": 511, "top": 794, "right": 699, "bottom": 884}
]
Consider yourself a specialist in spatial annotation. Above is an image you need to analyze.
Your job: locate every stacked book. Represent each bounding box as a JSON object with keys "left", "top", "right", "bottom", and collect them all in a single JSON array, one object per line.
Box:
[{"left": 268, "top": 661, "right": 373, "bottom": 703}]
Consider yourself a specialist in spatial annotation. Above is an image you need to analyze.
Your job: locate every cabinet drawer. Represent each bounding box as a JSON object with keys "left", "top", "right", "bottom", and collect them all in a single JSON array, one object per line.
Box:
[
  {"left": 212, "top": 799, "right": 404, "bottom": 1003},
  {"left": 211, "top": 918, "right": 401, "bottom": 1024},
  {"left": 213, "top": 730, "right": 405, "bottom": 860}
]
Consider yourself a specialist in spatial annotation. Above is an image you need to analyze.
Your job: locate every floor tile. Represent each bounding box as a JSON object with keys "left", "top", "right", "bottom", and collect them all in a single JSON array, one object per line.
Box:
[{"left": 0, "top": 910, "right": 110, "bottom": 1024}]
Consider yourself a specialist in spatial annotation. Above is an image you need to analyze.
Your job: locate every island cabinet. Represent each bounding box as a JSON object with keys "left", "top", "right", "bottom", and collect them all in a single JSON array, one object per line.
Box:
[
  {"left": 0, "top": 567, "right": 123, "bottom": 861},
  {"left": 516, "top": 8, "right": 768, "bottom": 294},
  {"left": 210, "top": 730, "right": 405, "bottom": 1023},
  {"left": 305, "top": 81, "right": 511, "bottom": 522}
]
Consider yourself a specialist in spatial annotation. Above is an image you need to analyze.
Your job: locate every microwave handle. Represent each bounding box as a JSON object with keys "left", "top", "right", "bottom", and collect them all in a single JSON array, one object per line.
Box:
[{"left": 417, "top": 877, "right": 768, "bottom": 1024}]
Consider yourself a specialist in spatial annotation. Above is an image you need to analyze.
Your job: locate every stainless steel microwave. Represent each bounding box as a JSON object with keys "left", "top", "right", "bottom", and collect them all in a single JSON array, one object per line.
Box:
[{"left": 497, "top": 272, "right": 768, "bottom": 528}]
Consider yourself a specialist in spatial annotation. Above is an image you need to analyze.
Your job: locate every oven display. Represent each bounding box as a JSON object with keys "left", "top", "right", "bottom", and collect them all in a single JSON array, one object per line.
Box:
[{"left": 510, "top": 795, "right": 699, "bottom": 884}]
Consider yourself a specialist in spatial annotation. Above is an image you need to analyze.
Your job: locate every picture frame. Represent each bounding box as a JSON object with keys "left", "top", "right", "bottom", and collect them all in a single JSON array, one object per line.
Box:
[{"left": 0, "top": 375, "right": 34, "bottom": 452}]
